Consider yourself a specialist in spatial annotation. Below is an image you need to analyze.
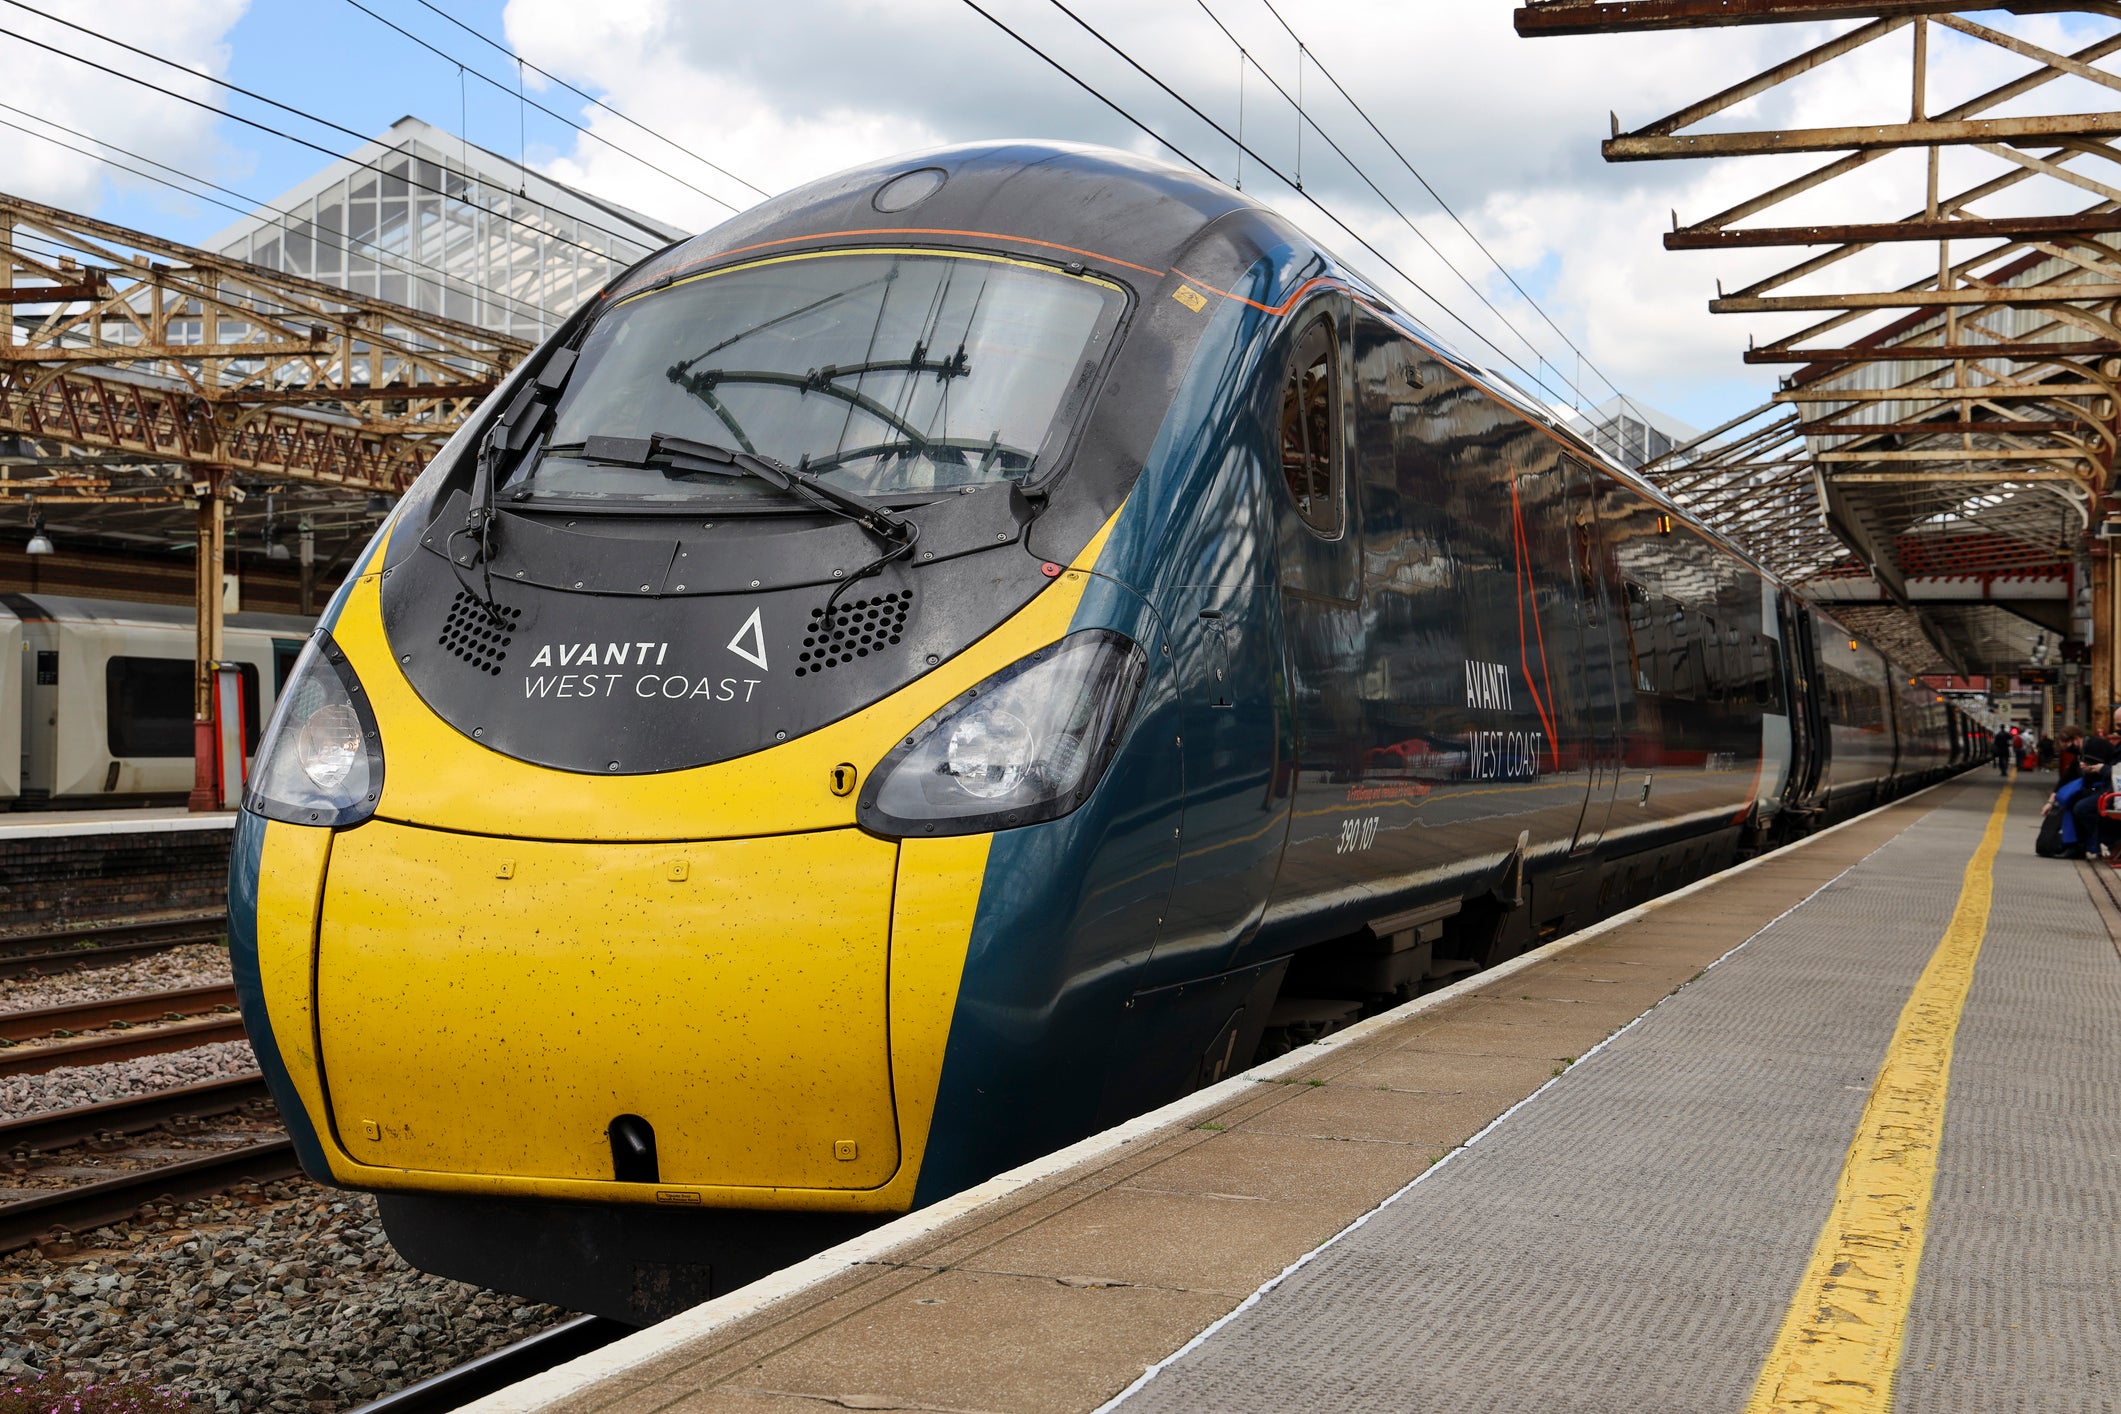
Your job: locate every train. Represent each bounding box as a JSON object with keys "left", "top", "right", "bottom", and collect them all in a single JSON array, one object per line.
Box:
[
  {"left": 229, "top": 141, "right": 1982, "bottom": 1324},
  {"left": 1, "top": 595, "right": 313, "bottom": 807}
]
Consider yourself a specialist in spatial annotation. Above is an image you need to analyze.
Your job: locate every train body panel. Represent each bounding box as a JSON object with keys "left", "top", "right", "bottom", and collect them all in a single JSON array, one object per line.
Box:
[
  {"left": 226, "top": 141, "right": 1971, "bottom": 1322},
  {"left": 0, "top": 595, "right": 311, "bottom": 805},
  {"left": 0, "top": 601, "right": 18, "bottom": 803}
]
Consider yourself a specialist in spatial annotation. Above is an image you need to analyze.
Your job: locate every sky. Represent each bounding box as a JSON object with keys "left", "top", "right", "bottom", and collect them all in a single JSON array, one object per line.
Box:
[{"left": 3, "top": 0, "right": 2115, "bottom": 431}]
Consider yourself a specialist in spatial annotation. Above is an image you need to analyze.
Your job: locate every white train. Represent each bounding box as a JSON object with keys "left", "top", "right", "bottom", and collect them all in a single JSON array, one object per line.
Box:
[{"left": 1, "top": 595, "right": 314, "bottom": 807}]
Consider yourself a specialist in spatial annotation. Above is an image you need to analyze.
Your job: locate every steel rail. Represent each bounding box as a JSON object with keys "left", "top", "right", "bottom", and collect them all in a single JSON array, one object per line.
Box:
[
  {"left": 343, "top": 1314, "right": 635, "bottom": 1414},
  {"left": 0, "top": 983, "right": 238, "bottom": 1043},
  {"left": 0, "top": 1073, "right": 268, "bottom": 1155},
  {"left": 0, "top": 1015, "right": 247, "bottom": 1077},
  {"left": 0, "top": 1137, "right": 296, "bottom": 1254},
  {"left": 0, "top": 912, "right": 226, "bottom": 980}
]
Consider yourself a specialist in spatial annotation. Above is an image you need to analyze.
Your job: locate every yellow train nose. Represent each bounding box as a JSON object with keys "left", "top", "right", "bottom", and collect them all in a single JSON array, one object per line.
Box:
[{"left": 314, "top": 822, "right": 902, "bottom": 1190}]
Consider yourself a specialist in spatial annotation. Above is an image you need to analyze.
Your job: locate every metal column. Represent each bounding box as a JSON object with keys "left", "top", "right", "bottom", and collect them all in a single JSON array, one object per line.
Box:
[{"left": 188, "top": 484, "right": 226, "bottom": 812}]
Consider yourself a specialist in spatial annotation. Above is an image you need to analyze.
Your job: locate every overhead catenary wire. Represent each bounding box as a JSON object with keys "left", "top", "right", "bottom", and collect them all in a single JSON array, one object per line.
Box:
[
  {"left": 1250, "top": 0, "right": 1635, "bottom": 412},
  {"left": 1192, "top": 0, "right": 1568, "bottom": 388},
  {"left": 997, "top": 0, "right": 1593, "bottom": 410},
  {"left": 955, "top": 0, "right": 1218, "bottom": 180},
  {"left": 0, "top": 3, "right": 669, "bottom": 264},
  {"left": 408, "top": 0, "right": 774, "bottom": 202},
  {"left": 339, "top": 0, "right": 747, "bottom": 216}
]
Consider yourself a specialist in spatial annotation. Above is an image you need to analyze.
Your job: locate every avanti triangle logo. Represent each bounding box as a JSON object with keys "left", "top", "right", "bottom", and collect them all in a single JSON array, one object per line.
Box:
[{"left": 726, "top": 606, "right": 769, "bottom": 671}]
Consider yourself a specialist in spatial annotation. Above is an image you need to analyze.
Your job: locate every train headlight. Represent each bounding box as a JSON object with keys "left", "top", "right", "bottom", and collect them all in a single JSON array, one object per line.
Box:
[
  {"left": 861, "top": 629, "right": 1147, "bottom": 836},
  {"left": 245, "top": 631, "right": 385, "bottom": 828}
]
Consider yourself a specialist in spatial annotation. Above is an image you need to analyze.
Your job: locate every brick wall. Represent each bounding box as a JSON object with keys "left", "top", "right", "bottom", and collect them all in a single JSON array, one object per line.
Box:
[{"left": 0, "top": 828, "right": 233, "bottom": 931}]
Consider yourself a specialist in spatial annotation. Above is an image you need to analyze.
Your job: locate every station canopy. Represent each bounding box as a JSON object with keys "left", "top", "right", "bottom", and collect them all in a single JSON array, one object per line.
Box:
[{"left": 1517, "top": 2, "right": 2119, "bottom": 681}]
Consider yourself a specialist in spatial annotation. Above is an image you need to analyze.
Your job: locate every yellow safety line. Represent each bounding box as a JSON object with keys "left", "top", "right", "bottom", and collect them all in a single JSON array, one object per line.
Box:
[{"left": 1743, "top": 781, "right": 2012, "bottom": 1413}]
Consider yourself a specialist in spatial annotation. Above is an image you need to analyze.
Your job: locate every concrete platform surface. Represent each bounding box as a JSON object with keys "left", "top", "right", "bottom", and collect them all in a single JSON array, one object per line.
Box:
[
  {"left": 471, "top": 772, "right": 2115, "bottom": 1414},
  {"left": 0, "top": 808, "right": 235, "bottom": 841}
]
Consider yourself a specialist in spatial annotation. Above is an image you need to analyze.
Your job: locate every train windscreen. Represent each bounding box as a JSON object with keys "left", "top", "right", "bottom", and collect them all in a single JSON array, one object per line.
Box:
[{"left": 509, "top": 249, "right": 1124, "bottom": 506}]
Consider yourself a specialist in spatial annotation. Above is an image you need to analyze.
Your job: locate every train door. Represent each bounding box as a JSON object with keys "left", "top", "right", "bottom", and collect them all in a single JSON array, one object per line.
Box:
[
  {"left": 2, "top": 596, "right": 57, "bottom": 799},
  {"left": 1268, "top": 306, "right": 1368, "bottom": 909},
  {"left": 0, "top": 601, "right": 18, "bottom": 804},
  {"left": 1562, "top": 459, "right": 1622, "bottom": 856},
  {"left": 1778, "top": 595, "right": 1825, "bottom": 804}
]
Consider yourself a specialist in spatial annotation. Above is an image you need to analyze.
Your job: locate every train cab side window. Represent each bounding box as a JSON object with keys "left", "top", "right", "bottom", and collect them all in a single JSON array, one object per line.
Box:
[
  {"left": 1758, "top": 638, "right": 1786, "bottom": 713},
  {"left": 1278, "top": 316, "right": 1341, "bottom": 535},
  {"left": 1624, "top": 581, "right": 1654, "bottom": 693},
  {"left": 1702, "top": 615, "right": 1725, "bottom": 702}
]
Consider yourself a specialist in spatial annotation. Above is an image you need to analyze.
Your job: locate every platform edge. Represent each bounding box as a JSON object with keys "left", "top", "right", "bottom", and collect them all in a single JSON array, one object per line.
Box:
[{"left": 458, "top": 776, "right": 1964, "bottom": 1414}]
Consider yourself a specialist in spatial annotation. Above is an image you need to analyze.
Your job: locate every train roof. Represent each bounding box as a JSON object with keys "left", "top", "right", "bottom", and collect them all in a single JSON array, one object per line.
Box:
[
  {"left": 606, "top": 141, "right": 1908, "bottom": 675},
  {"left": 3, "top": 594, "right": 314, "bottom": 634},
  {"left": 608, "top": 141, "right": 1262, "bottom": 305}
]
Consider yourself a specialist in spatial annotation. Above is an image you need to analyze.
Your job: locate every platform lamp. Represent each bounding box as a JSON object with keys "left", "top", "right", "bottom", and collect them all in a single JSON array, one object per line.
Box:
[{"left": 24, "top": 509, "right": 53, "bottom": 556}]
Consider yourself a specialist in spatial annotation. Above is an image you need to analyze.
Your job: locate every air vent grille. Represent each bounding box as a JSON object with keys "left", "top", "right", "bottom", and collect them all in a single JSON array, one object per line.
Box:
[
  {"left": 442, "top": 591, "right": 520, "bottom": 675},
  {"left": 797, "top": 591, "right": 911, "bottom": 677}
]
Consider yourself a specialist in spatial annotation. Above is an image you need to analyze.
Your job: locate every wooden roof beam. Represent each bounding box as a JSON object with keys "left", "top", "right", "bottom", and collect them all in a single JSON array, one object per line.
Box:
[
  {"left": 1745, "top": 339, "right": 2121, "bottom": 363},
  {"left": 1515, "top": 2, "right": 2079, "bottom": 37},
  {"left": 1714, "top": 282, "right": 2121, "bottom": 312},
  {"left": 1670, "top": 213, "right": 2121, "bottom": 249}
]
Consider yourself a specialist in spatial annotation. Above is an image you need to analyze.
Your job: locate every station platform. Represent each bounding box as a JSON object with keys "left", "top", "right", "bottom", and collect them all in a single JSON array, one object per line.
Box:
[
  {"left": 0, "top": 809, "right": 235, "bottom": 932},
  {"left": 0, "top": 807, "right": 234, "bottom": 842},
  {"left": 474, "top": 771, "right": 2117, "bottom": 1414}
]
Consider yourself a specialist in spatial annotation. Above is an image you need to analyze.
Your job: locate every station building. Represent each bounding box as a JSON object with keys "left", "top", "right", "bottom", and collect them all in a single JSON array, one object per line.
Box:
[{"left": 200, "top": 116, "right": 687, "bottom": 344}]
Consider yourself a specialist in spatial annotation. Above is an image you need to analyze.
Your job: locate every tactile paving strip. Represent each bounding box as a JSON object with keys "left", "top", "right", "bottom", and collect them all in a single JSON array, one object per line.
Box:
[
  {"left": 1893, "top": 793, "right": 2121, "bottom": 1412},
  {"left": 1119, "top": 778, "right": 2038, "bottom": 1413}
]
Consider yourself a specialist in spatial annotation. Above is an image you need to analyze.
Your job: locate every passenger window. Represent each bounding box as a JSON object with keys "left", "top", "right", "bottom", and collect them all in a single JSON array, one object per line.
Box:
[
  {"left": 104, "top": 658, "right": 259, "bottom": 757},
  {"left": 106, "top": 657, "right": 195, "bottom": 758},
  {"left": 1278, "top": 317, "right": 1341, "bottom": 534}
]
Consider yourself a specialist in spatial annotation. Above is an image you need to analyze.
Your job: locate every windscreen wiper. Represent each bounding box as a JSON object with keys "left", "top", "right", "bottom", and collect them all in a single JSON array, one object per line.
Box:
[{"left": 574, "top": 433, "right": 918, "bottom": 548}]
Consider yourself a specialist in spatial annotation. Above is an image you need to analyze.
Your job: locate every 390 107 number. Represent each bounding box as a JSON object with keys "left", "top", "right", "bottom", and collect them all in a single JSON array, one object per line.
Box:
[{"left": 1335, "top": 815, "right": 1380, "bottom": 855}]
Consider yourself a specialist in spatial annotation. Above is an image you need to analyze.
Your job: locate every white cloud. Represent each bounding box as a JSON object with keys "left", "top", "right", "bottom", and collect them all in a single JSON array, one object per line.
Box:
[
  {"left": 0, "top": 0, "right": 248, "bottom": 217},
  {"left": 497, "top": 1, "right": 2116, "bottom": 425}
]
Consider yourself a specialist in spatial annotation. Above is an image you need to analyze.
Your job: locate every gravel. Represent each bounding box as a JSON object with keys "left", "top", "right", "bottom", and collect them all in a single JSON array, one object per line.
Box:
[
  {"left": 0, "top": 945, "right": 234, "bottom": 1015},
  {"left": 0, "top": 1179, "right": 573, "bottom": 1411},
  {"left": 0, "top": 1041, "right": 259, "bottom": 1122}
]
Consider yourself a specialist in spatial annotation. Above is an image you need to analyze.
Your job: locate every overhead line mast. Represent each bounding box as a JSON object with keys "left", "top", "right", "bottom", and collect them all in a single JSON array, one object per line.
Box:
[{"left": 1516, "top": 2, "right": 2121, "bottom": 716}]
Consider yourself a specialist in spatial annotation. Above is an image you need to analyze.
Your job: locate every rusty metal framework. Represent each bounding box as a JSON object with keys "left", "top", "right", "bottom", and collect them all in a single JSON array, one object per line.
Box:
[
  {"left": 1, "top": 191, "right": 531, "bottom": 807},
  {"left": 1, "top": 192, "right": 527, "bottom": 498},
  {"left": 1517, "top": 1, "right": 2121, "bottom": 694}
]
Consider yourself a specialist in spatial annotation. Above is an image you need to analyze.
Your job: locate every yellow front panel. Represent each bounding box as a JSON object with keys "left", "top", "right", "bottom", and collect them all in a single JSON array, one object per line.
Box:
[{"left": 315, "top": 822, "right": 901, "bottom": 1190}]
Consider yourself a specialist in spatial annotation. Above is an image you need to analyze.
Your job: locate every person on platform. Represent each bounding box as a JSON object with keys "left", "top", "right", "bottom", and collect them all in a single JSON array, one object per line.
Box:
[
  {"left": 2070, "top": 732, "right": 2118, "bottom": 863},
  {"left": 1994, "top": 725, "right": 2014, "bottom": 775},
  {"left": 2040, "top": 772, "right": 2092, "bottom": 858},
  {"left": 2057, "top": 724, "right": 2085, "bottom": 783},
  {"left": 2039, "top": 732, "right": 2056, "bottom": 767}
]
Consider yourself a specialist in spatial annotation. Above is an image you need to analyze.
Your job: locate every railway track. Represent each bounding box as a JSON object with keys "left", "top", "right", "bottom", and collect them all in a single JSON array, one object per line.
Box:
[
  {"left": 345, "top": 1315, "right": 634, "bottom": 1414},
  {"left": 0, "top": 912, "right": 227, "bottom": 980},
  {"left": 0, "top": 983, "right": 245, "bottom": 1077},
  {"left": 0, "top": 1072, "right": 295, "bottom": 1254}
]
